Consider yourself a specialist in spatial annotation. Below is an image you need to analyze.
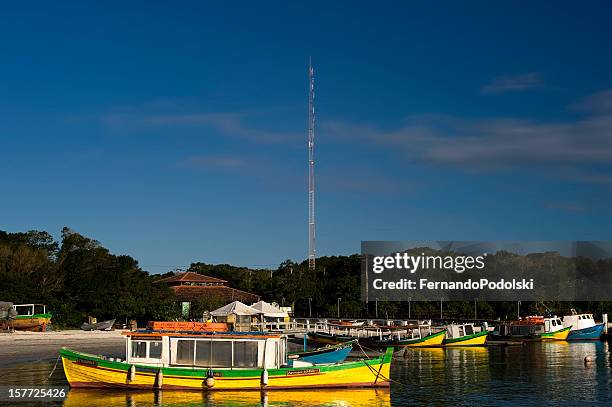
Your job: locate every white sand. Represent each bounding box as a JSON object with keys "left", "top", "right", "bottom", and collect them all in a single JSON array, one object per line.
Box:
[{"left": 0, "top": 330, "right": 126, "bottom": 364}]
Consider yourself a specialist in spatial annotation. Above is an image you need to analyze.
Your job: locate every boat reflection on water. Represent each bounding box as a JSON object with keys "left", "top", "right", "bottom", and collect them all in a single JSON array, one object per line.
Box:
[{"left": 63, "top": 388, "right": 391, "bottom": 407}]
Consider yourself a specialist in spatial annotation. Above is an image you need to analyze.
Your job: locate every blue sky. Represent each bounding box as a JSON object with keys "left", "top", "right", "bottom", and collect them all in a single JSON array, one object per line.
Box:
[{"left": 2, "top": 2, "right": 612, "bottom": 272}]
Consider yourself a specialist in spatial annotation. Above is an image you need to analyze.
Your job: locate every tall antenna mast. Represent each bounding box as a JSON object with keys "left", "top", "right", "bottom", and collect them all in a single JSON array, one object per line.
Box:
[{"left": 308, "top": 57, "right": 316, "bottom": 271}]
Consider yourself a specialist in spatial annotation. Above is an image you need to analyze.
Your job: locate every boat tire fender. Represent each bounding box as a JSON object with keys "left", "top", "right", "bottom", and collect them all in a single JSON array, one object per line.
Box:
[
  {"left": 128, "top": 364, "right": 135, "bottom": 383},
  {"left": 261, "top": 369, "right": 269, "bottom": 386},
  {"left": 205, "top": 368, "right": 215, "bottom": 388},
  {"left": 155, "top": 369, "right": 163, "bottom": 389}
]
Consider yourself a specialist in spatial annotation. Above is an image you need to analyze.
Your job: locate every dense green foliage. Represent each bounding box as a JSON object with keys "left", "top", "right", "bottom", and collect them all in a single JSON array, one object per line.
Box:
[
  {"left": 0, "top": 228, "right": 180, "bottom": 327},
  {"left": 1, "top": 228, "right": 610, "bottom": 327}
]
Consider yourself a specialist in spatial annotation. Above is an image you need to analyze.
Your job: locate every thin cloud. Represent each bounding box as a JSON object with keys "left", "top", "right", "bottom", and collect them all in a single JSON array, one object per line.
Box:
[
  {"left": 322, "top": 90, "right": 612, "bottom": 181},
  {"left": 570, "top": 89, "right": 612, "bottom": 114},
  {"left": 100, "top": 110, "right": 299, "bottom": 144},
  {"left": 481, "top": 72, "right": 543, "bottom": 95}
]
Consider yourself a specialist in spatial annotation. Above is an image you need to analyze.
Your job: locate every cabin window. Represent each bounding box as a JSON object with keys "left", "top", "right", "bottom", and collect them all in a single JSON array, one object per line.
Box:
[
  {"left": 195, "top": 341, "right": 212, "bottom": 366},
  {"left": 176, "top": 340, "right": 195, "bottom": 365},
  {"left": 464, "top": 325, "right": 474, "bottom": 335},
  {"left": 149, "top": 341, "right": 162, "bottom": 359},
  {"left": 211, "top": 341, "right": 232, "bottom": 367},
  {"left": 131, "top": 341, "right": 148, "bottom": 358},
  {"left": 15, "top": 306, "right": 33, "bottom": 316},
  {"left": 234, "top": 341, "right": 258, "bottom": 367}
]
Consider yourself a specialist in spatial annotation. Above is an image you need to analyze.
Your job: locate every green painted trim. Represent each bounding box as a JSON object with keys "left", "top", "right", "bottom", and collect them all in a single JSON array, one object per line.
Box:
[
  {"left": 288, "top": 339, "right": 356, "bottom": 356},
  {"left": 393, "top": 329, "right": 446, "bottom": 345},
  {"left": 443, "top": 330, "right": 488, "bottom": 344},
  {"left": 59, "top": 347, "right": 389, "bottom": 379},
  {"left": 15, "top": 313, "right": 52, "bottom": 320},
  {"left": 540, "top": 326, "right": 571, "bottom": 338}
]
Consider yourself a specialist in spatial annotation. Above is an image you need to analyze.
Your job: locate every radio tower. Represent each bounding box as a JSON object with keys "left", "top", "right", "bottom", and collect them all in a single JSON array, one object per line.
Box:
[{"left": 308, "top": 58, "right": 316, "bottom": 271}]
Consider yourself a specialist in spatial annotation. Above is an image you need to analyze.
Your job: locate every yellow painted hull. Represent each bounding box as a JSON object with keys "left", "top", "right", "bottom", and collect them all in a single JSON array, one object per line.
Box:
[
  {"left": 64, "top": 388, "right": 391, "bottom": 407},
  {"left": 444, "top": 335, "right": 487, "bottom": 346},
  {"left": 5, "top": 317, "right": 51, "bottom": 332},
  {"left": 541, "top": 327, "right": 571, "bottom": 341},
  {"left": 404, "top": 331, "right": 446, "bottom": 347},
  {"left": 443, "top": 332, "right": 488, "bottom": 347},
  {"left": 61, "top": 348, "right": 392, "bottom": 390}
]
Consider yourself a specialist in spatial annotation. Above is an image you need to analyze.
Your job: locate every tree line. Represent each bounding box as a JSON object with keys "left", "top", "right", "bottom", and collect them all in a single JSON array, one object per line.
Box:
[{"left": 1, "top": 228, "right": 610, "bottom": 327}]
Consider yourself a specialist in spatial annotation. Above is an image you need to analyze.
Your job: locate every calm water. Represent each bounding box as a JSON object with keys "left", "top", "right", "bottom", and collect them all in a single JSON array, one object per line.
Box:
[{"left": 2, "top": 342, "right": 611, "bottom": 406}]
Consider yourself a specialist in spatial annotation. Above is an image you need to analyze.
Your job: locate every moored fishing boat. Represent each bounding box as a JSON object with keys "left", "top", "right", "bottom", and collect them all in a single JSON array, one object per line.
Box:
[
  {"left": 370, "top": 329, "right": 446, "bottom": 348},
  {"left": 442, "top": 323, "right": 488, "bottom": 346},
  {"left": 488, "top": 322, "right": 542, "bottom": 343},
  {"left": 288, "top": 340, "right": 355, "bottom": 367},
  {"left": 328, "top": 320, "right": 366, "bottom": 327},
  {"left": 562, "top": 310, "right": 605, "bottom": 340},
  {"left": 60, "top": 330, "right": 393, "bottom": 390},
  {"left": 307, "top": 331, "right": 355, "bottom": 345},
  {"left": 517, "top": 315, "right": 571, "bottom": 340}
]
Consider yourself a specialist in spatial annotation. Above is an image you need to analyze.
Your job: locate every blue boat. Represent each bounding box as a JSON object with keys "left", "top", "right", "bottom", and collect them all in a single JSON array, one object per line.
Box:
[
  {"left": 567, "top": 323, "right": 605, "bottom": 340},
  {"left": 562, "top": 310, "right": 605, "bottom": 340},
  {"left": 288, "top": 340, "right": 355, "bottom": 366}
]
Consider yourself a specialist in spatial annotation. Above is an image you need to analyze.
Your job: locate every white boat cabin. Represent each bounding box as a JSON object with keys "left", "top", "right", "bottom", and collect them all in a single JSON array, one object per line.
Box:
[
  {"left": 562, "top": 309, "right": 596, "bottom": 331},
  {"left": 446, "top": 323, "right": 476, "bottom": 340},
  {"left": 13, "top": 304, "right": 47, "bottom": 316},
  {"left": 123, "top": 331, "right": 288, "bottom": 370},
  {"left": 534, "top": 317, "right": 564, "bottom": 334}
]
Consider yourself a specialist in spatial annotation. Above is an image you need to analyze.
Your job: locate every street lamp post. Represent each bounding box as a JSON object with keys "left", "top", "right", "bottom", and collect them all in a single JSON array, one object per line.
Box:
[
  {"left": 375, "top": 298, "right": 378, "bottom": 319},
  {"left": 308, "top": 298, "right": 312, "bottom": 318},
  {"left": 408, "top": 298, "right": 411, "bottom": 319}
]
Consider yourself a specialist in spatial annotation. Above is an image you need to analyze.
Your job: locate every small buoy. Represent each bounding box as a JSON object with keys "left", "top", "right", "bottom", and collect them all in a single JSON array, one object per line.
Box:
[
  {"left": 584, "top": 355, "right": 594, "bottom": 364},
  {"left": 261, "top": 369, "right": 269, "bottom": 386}
]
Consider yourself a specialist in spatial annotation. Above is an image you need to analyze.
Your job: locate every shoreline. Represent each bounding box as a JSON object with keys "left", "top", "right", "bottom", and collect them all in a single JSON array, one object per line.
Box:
[{"left": 0, "top": 330, "right": 125, "bottom": 366}]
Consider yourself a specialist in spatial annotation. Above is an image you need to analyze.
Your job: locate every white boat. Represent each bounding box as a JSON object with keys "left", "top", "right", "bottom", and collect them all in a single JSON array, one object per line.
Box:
[{"left": 562, "top": 309, "right": 605, "bottom": 340}]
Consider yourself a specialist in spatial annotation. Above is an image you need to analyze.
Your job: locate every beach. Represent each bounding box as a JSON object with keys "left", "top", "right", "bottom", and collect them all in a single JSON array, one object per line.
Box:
[{"left": 0, "top": 330, "right": 125, "bottom": 366}]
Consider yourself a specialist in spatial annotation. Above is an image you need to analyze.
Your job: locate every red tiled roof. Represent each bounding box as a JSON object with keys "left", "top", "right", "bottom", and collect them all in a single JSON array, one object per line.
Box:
[
  {"left": 170, "top": 286, "right": 260, "bottom": 303},
  {"left": 154, "top": 271, "right": 227, "bottom": 285}
]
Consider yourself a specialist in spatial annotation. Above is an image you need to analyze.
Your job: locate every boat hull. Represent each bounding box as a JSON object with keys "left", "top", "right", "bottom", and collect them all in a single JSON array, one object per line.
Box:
[
  {"left": 373, "top": 330, "right": 446, "bottom": 348},
  {"left": 7, "top": 314, "right": 52, "bottom": 331},
  {"left": 306, "top": 332, "right": 354, "bottom": 345},
  {"left": 60, "top": 347, "right": 392, "bottom": 390},
  {"left": 567, "top": 323, "right": 604, "bottom": 340},
  {"left": 290, "top": 343, "right": 353, "bottom": 365},
  {"left": 541, "top": 326, "right": 571, "bottom": 341},
  {"left": 442, "top": 331, "right": 488, "bottom": 346},
  {"left": 81, "top": 319, "right": 115, "bottom": 331}
]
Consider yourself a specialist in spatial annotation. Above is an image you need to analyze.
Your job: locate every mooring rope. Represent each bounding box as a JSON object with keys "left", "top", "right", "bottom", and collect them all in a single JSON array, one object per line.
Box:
[
  {"left": 355, "top": 340, "right": 408, "bottom": 388},
  {"left": 48, "top": 355, "right": 61, "bottom": 378}
]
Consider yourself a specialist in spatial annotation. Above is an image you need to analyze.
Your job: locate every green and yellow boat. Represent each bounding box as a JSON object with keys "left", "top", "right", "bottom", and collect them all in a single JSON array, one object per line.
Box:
[
  {"left": 442, "top": 323, "right": 488, "bottom": 346},
  {"left": 10, "top": 304, "right": 52, "bottom": 332},
  {"left": 60, "top": 330, "right": 394, "bottom": 390},
  {"left": 369, "top": 329, "right": 446, "bottom": 348}
]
